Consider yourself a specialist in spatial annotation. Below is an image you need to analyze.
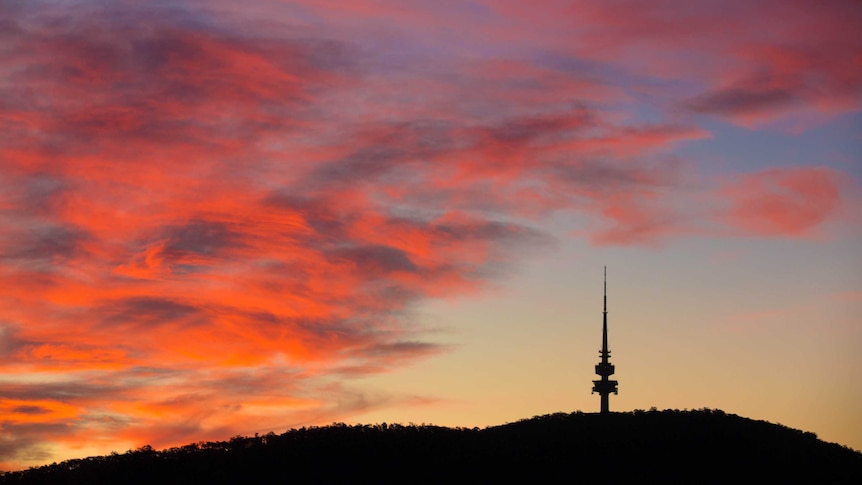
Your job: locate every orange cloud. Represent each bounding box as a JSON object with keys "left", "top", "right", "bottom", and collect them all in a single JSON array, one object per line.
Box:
[{"left": 0, "top": 399, "right": 79, "bottom": 425}]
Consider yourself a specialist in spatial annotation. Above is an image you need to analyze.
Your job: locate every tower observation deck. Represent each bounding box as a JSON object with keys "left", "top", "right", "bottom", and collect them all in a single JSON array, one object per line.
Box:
[{"left": 591, "top": 266, "right": 618, "bottom": 413}]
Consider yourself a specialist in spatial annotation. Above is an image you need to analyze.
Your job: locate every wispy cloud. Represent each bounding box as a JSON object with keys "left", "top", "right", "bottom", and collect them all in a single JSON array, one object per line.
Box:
[{"left": 718, "top": 167, "right": 843, "bottom": 237}]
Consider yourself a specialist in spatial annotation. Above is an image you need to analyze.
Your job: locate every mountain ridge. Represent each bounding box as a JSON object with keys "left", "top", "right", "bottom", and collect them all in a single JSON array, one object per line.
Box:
[{"left": 3, "top": 408, "right": 860, "bottom": 483}]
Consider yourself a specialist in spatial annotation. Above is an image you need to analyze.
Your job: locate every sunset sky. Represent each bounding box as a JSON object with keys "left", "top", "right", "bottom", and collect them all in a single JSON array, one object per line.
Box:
[{"left": 1, "top": 0, "right": 860, "bottom": 470}]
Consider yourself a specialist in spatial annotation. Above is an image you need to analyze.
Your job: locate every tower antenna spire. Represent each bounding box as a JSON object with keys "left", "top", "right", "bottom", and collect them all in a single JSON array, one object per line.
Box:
[{"left": 592, "top": 266, "right": 618, "bottom": 413}]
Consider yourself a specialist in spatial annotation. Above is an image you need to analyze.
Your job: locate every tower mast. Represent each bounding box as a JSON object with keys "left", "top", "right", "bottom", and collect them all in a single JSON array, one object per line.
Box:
[{"left": 592, "top": 266, "right": 618, "bottom": 413}]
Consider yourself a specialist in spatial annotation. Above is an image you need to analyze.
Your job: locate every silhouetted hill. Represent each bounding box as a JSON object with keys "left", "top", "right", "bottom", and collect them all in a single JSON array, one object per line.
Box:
[{"left": 2, "top": 409, "right": 860, "bottom": 484}]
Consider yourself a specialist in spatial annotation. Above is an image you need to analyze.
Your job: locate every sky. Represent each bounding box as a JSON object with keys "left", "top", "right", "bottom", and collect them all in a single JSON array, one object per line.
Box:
[{"left": 1, "top": 0, "right": 860, "bottom": 470}]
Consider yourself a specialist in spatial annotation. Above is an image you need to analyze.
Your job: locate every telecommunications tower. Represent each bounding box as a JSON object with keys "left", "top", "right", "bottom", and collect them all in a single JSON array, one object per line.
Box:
[{"left": 591, "top": 266, "right": 618, "bottom": 413}]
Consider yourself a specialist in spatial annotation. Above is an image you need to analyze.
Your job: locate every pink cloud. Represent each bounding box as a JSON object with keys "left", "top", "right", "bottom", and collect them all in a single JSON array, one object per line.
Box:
[
  {"left": 719, "top": 167, "right": 843, "bottom": 237},
  {"left": 481, "top": 0, "right": 862, "bottom": 126}
]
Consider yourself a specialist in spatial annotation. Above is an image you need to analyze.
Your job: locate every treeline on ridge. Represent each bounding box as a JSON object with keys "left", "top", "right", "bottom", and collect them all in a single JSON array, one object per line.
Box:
[{"left": 2, "top": 408, "right": 860, "bottom": 484}]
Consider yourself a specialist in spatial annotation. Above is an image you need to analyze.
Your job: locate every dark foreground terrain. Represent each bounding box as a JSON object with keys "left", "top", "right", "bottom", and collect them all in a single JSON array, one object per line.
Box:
[{"left": 2, "top": 409, "right": 860, "bottom": 484}]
